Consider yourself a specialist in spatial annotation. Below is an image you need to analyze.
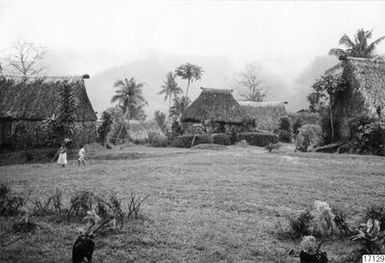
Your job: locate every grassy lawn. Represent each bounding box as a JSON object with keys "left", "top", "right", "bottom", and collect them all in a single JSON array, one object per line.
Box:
[{"left": 1, "top": 143, "right": 385, "bottom": 262}]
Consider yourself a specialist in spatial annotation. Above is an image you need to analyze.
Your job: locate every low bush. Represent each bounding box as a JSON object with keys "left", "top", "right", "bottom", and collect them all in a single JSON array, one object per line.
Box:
[
  {"left": 172, "top": 134, "right": 212, "bottom": 148},
  {"left": 276, "top": 210, "right": 314, "bottom": 240},
  {"left": 211, "top": 133, "right": 231, "bottom": 145},
  {"left": 148, "top": 132, "right": 168, "bottom": 147},
  {"left": 364, "top": 204, "right": 385, "bottom": 230},
  {"left": 0, "top": 183, "right": 24, "bottom": 217},
  {"left": 292, "top": 118, "right": 303, "bottom": 136},
  {"left": 295, "top": 124, "right": 322, "bottom": 152},
  {"left": 236, "top": 132, "right": 278, "bottom": 147}
]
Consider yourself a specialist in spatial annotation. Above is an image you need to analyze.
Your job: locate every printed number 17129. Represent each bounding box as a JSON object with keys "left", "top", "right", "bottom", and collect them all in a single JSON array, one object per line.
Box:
[{"left": 363, "top": 255, "right": 385, "bottom": 262}]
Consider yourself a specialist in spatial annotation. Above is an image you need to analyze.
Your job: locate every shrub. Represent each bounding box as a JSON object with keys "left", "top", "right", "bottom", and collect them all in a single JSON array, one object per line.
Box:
[
  {"left": 97, "top": 111, "right": 113, "bottom": 146},
  {"left": 292, "top": 118, "right": 303, "bottom": 136},
  {"left": 319, "top": 110, "right": 341, "bottom": 144},
  {"left": 364, "top": 205, "right": 385, "bottom": 230},
  {"left": 295, "top": 124, "right": 322, "bottom": 152},
  {"left": 0, "top": 183, "right": 24, "bottom": 217},
  {"left": 211, "top": 133, "right": 231, "bottom": 145},
  {"left": 358, "top": 121, "right": 385, "bottom": 156},
  {"left": 236, "top": 132, "right": 278, "bottom": 147},
  {"left": 172, "top": 134, "right": 212, "bottom": 148},
  {"left": 67, "top": 190, "right": 95, "bottom": 220},
  {"left": 148, "top": 132, "right": 168, "bottom": 147},
  {"left": 278, "top": 117, "right": 292, "bottom": 143},
  {"left": 276, "top": 210, "right": 314, "bottom": 240},
  {"left": 32, "top": 188, "right": 63, "bottom": 217}
]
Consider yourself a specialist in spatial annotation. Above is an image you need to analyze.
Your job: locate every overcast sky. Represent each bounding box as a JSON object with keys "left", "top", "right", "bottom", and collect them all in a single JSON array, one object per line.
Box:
[{"left": 1, "top": 0, "right": 385, "bottom": 112}]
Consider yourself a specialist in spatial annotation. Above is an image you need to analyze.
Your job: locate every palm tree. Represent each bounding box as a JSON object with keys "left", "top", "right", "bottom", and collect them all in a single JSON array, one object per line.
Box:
[
  {"left": 329, "top": 29, "right": 385, "bottom": 58},
  {"left": 159, "top": 72, "right": 183, "bottom": 111},
  {"left": 175, "top": 63, "right": 204, "bottom": 105},
  {"left": 169, "top": 96, "right": 191, "bottom": 120},
  {"left": 111, "top": 77, "right": 147, "bottom": 142}
]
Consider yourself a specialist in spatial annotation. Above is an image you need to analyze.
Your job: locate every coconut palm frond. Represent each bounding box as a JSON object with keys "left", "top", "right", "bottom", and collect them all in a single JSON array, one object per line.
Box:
[
  {"left": 339, "top": 34, "right": 355, "bottom": 48},
  {"left": 366, "top": 36, "right": 385, "bottom": 55},
  {"left": 113, "top": 80, "right": 125, "bottom": 88}
]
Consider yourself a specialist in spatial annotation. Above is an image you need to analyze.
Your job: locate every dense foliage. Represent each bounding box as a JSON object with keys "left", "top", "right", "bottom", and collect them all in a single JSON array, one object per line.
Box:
[
  {"left": 97, "top": 111, "right": 113, "bottom": 146},
  {"left": 211, "top": 133, "right": 231, "bottom": 146},
  {"left": 277, "top": 116, "right": 292, "bottom": 142},
  {"left": 236, "top": 132, "right": 278, "bottom": 147},
  {"left": 348, "top": 116, "right": 385, "bottom": 156},
  {"left": 154, "top": 111, "right": 167, "bottom": 134},
  {"left": 171, "top": 134, "right": 212, "bottom": 148}
]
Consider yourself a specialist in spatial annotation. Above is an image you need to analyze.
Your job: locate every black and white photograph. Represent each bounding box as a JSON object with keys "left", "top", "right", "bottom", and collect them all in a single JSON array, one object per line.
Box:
[{"left": 1, "top": 0, "right": 385, "bottom": 262}]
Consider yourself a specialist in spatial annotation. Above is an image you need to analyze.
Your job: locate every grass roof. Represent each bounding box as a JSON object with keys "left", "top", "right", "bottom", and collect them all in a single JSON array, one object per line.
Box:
[
  {"left": 342, "top": 57, "right": 385, "bottom": 116},
  {"left": 0, "top": 75, "right": 96, "bottom": 121},
  {"left": 181, "top": 88, "right": 248, "bottom": 123},
  {"left": 238, "top": 101, "right": 288, "bottom": 131}
]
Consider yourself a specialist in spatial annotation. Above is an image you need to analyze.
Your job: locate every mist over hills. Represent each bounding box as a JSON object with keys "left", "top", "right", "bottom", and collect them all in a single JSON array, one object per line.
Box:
[{"left": 44, "top": 51, "right": 338, "bottom": 119}]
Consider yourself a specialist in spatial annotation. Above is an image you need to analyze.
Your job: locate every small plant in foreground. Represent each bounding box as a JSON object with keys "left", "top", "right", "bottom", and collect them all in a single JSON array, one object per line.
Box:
[
  {"left": 73, "top": 210, "right": 116, "bottom": 263},
  {"left": 0, "top": 183, "right": 24, "bottom": 217},
  {"left": 32, "top": 188, "right": 63, "bottom": 217},
  {"left": 299, "top": 235, "right": 328, "bottom": 263},
  {"left": 12, "top": 208, "right": 37, "bottom": 233},
  {"left": 276, "top": 210, "right": 314, "bottom": 240},
  {"left": 67, "top": 190, "right": 95, "bottom": 220},
  {"left": 127, "top": 193, "right": 149, "bottom": 220}
]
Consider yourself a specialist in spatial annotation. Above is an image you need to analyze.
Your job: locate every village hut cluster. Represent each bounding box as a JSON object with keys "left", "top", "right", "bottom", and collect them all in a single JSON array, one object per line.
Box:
[
  {"left": 0, "top": 74, "right": 97, "bottom": 149},
  {"left": 180, "top": 87, "right": 288, "bottom": 134}
]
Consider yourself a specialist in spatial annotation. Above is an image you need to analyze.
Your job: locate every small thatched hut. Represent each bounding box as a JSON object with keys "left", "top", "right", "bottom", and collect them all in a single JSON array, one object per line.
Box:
[
  {"left": 181, "top": 88, "right": 250, "bottom": 133},
  {"left": 0, "top": 75, "right": 97, "bottom": 148},
  {"left": 238, "top": 101, "right": 288, "bottom": 131},
  {"left": 325, "top": 56, "right": 385, "bottom": 139}
]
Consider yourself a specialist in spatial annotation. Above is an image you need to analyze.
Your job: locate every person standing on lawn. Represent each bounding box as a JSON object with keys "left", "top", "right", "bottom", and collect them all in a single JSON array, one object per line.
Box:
[
  {"left": 57, "top": 143, "right": 68, "bottom": 167},
  {"left": 78, "top": 145, "right": 86, "bottom": 167}
]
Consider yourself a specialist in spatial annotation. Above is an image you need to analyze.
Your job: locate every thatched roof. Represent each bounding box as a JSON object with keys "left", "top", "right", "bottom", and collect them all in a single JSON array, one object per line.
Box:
[
  {"left": 181, "top": 88, "right": 248, "bottom": 123},
  {"left": 238, "top": 101, "right": 288, "bottom": 131},
  {"left": 0, "top": 75, "right": 96, "bottom": 121},
  {"left": 325, "top": 56, "right": 385, "bottom": 117}
]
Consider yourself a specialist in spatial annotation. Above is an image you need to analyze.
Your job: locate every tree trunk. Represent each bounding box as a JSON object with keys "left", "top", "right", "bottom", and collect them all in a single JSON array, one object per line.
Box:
[
  {"left": 169, "top": 96, "right": 172, "bottom": 120},
  {"left": 185, "top": 79, "right": 191, "bottom": 107},
  {"left": 329, "top": 95, "right": 334, "bottom": 142}
]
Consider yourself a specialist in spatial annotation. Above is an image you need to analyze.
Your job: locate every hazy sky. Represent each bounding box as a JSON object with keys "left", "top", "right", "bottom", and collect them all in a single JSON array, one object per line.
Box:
[{"left": 1, "top": 0, "right": 385, "bottom": 112}]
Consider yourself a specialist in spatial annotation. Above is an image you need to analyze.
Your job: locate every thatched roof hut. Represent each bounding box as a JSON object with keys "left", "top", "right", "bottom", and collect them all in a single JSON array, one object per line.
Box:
[
  {"left": 0, "top": 74, "right": 97, "bottom": 148},
  {"left": 181, "top": 88, "right": 248, "bottom": 124},
  {"left": 238, "top": 101, "right": 288, "bottom": 131},
  {"left": 325, "top": 56, "right": 385, "bottom": 118}
]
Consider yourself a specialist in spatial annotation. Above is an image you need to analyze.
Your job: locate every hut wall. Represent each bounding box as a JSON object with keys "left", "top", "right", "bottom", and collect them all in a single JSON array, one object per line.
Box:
[
  {"left": 253, "top": 106, "right": 286, "bottom": 131},
  {"left": 0, "top": 119, "right": 96, "bottom": 149},
  {"left": 182, "top": 122, "right": 195, "bottom": 134}
]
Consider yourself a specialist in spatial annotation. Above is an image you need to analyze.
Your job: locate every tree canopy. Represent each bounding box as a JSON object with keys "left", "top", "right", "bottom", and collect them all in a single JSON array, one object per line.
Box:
[{"left": 329, "top": 29, "right": 385, "bottom": 58}]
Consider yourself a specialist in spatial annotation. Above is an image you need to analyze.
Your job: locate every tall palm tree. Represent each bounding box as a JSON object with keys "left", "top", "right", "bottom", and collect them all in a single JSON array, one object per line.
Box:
[
  {"left": 159, "top": 72, "right": 183, "bottom": 111},
  {"left": 111, "top": 77, "right": 147, "bottom": 142},
  {"left": 175, "top": 63, "right": 204, "bottom": 105},
  {"left": 329, "top": 29, "right": 385, "bottom": 58}
]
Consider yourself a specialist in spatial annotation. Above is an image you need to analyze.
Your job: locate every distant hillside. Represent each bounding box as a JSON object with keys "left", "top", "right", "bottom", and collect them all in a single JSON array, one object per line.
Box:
[{"left": 87, "top": 56, "right": 239, "bottom": 118}]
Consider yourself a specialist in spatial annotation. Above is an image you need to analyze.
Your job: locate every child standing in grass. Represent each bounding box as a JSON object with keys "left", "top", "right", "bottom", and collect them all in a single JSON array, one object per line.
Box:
[
  {"left": 57, "top": 143, "right": 68, "bottom": 167},
  {"left": 78, "top": 145, "right": 86, "bottom": 167}
]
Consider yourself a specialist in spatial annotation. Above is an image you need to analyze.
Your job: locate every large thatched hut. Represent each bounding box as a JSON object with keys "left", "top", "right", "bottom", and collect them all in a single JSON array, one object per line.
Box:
[
  {"left": 238, "top": 101, "right": 288, "bottom": 131},
  {"left": 325, "top": 56, "right": 385, "bottom": 139},
  {"left": 0, "top": 75, "right": 97, "bottom": 148},
  {"left": 181, "top": 88, "right": 250, "bottom": 133}
]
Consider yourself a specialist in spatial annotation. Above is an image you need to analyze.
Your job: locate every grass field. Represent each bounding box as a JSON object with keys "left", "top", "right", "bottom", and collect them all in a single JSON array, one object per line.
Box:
[{"left": 1, "top": 143, "right": 385, "bottom": 262}]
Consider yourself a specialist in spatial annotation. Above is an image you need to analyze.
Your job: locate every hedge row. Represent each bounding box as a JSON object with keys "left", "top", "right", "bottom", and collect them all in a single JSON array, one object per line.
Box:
[
  {"left": 171, "top": 134, "right": 212, "bottom": 148},
  {"left": 172, "top": 132, "right": 278, "bottom": 148},
  {"left": 236, "top": 132, "right": 278, "bottom": 147}
]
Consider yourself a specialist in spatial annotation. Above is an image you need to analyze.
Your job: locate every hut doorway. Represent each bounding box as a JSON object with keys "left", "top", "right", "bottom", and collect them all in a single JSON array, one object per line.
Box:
[{"left": 0, "top": 119, "right": 12, "bottom": 146}]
